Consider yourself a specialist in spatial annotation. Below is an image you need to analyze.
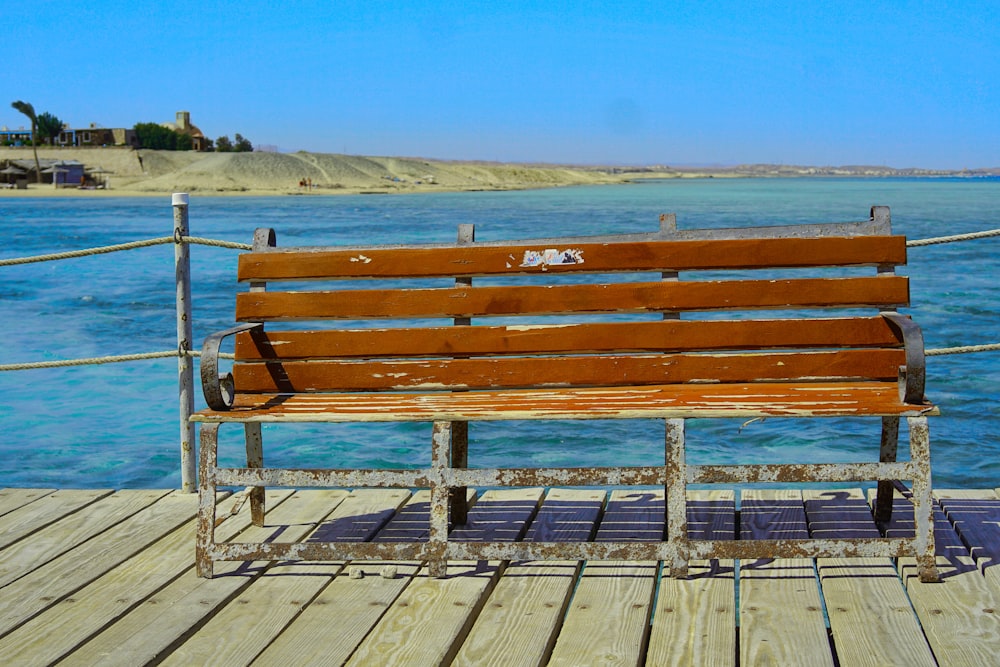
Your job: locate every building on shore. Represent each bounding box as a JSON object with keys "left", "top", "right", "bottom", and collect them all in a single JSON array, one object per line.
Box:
[
  {"left": 58, "top": 124, "right": 138, "bottom": 148},
  {"left": 161, "top": 111, "right": 209, "bottom": 151}
]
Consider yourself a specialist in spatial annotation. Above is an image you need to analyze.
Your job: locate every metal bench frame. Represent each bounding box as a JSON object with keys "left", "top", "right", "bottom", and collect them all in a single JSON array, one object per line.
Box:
[{"left": 193, "top": 207, "right": 939, "bottom": 581}]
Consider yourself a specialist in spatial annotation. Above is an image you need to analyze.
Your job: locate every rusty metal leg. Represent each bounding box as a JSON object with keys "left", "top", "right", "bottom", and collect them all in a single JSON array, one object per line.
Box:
[
  {"left": 665, "top": 418, "right": 689, "bottom": 578},
  {"left": 450, "top": 421, "right": 469, "bottom": 526},
  {"left": 875, "top": 416, "right": 900, "bottom": 525},
  {"left": 429, "top": 421, "right": 453, "bottom": 578},
  {"left": 196, "top": 423, "right": 220, "bottom": 579},
  {"left": 245, "top": 423, "right": 265, "bottom": 526},
  {"left": 908, "top": 416, "right": 939, "bottom": 582}
]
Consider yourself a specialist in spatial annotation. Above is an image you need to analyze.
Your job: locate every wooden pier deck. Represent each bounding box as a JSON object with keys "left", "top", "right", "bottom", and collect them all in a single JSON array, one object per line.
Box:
[{"left": 1, "top": 486, "right": 999, "bottom": 665}]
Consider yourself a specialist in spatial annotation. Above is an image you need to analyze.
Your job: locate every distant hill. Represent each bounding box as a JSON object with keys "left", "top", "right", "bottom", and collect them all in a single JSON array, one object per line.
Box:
[{"left": 2, "top": 147, "right": 996, "bottom": 195}]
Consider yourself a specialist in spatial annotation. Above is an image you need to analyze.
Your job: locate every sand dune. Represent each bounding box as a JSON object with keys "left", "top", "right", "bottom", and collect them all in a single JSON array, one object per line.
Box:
[
  {"left": 3, "top": 147, "right": 992, "bottom": 197},
  {"left": 0, "top": 147, "right": 657, "bottom": 196}
]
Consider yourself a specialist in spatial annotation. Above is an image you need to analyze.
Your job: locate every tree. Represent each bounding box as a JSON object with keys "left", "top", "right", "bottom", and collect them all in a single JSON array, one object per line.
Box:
[
  {"left": 133, "top": 122, "right": 179, "bottom": 150},
  {"left": 10, "top": 100, "right": 41, "bottom": 182},
  {"left": 233, "top": 133, "right": 253, "bottom": 152},
  {"left": 215, "top": 135, "right": 233, "bottom": 152},
  {"left": 36, "top": 112, "right": 65, "bottom": 145}
]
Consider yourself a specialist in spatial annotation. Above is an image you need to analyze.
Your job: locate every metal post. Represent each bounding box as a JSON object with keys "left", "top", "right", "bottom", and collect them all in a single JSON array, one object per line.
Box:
[{"left": 173, "top": 193, "right": 196, "bottom": 492}]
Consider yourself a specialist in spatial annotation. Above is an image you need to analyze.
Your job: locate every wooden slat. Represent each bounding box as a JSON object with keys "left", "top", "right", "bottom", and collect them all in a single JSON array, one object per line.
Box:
[
  {"left": 161, "top": 489, "right": 408, "bottom": 666},
  {"left": 343, "top": 561, "right": 501, "bottom": 666},
  {"left": 0, "top": 491, "right": 281, "bottom": 665},
  {"left": 231, "top": 349, "right": 905, "bottom": 393},
  {"left": 453, "top": 488, "right": 605, "bottom": 667},
  {"left": 0, "top": 488, "right": 113, "bottom": 550},
  {"left": 0, "top": 488, "right": 57, "bottom": 516},
  {"left": 342, "top": 489, "right": 538, "bottom": 666},
  {"left": 807, "top": 489, "right": 937, "bottom": 667},
  {"left": 0, "top": 491, "right": 199, "bottom": 639},
  {"left": 739, "top": 489, "right": 833, "bottom": 667},
  {"left": 234, "top": 316, "right": 905, "bottom": 360},
  {"left": 198, "top": 382, "right": 932, "bottom": 424},
  {"left": 235, "top": 276, "right": 910, "bottom": 321},
  {"left": 253, "top": 490, "right": 440, "bottom": 666},
  {"left": 449, "top": 487, "right": 543, "bottom": 542},
  {"left": 936, "top": 491, "right": 1000, "bottom": 596},
  {"left": 871, "top": 489, "right": 1000, "bottom": 666},
  {"left": 58, "top": 490, "right": 320, "bottom": 667},
  {"left": 0, "top": 489, "right": 172, "bottom": 588},
  {"left": 237, "top": 235, "right": 907, "bottom": 281},
  {"left": 648, "top": 490, "right": 736, "bottom": 666},
  {"left": 547, "top": 489, "right": 661, "bottom": 666}
]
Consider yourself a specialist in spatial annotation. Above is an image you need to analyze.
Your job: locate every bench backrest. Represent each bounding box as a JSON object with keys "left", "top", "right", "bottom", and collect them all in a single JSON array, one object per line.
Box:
[{"left": 228, "top": 207, "right": 913, "bottom": 396}]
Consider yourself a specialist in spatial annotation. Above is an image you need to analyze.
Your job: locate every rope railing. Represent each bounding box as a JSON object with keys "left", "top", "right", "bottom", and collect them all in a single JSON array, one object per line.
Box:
[
  {"left": 907, "top": 228, "right": 1000, "bottom": 247},
  {"left": 2, "top": 342, "right": 989, "bottom": 372},
  {"left": 0, "top": 235, "right": 252, "bottom": 266},
  {"left": 2, "top": 226, "right": 996, "bottom": 267},
  {"left": 0, "top": 349, "right": 235, "bottom": 372},
  {"left": 1, "top": 224, "right": 999, "bottom": 372},
  {"left": 2, "top": 197, "right": 998, "bottom": 491}
]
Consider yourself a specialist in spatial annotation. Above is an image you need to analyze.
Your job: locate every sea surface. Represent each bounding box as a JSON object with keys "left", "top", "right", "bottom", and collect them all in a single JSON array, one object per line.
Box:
[{"left": 1, "top": 178, "right": 998, "bottom": 489}]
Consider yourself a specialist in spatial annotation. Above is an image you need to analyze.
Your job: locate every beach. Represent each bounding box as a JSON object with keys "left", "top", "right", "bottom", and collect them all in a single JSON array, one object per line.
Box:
[
  {"left": 0, "top": 147, "right": 674, "bottom": 196},
  {"left": 4, "top": 147, "right": 992, "bottom": 198}
]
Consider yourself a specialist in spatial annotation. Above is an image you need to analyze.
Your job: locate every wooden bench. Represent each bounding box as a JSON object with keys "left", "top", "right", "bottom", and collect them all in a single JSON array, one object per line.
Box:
[{"left": 193, "top": 206, "right": 939, "bottom": 581}]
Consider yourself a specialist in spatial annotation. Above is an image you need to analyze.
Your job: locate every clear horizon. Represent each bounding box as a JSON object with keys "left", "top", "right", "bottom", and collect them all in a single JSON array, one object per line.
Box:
[{"left": 3, "top": 2, "right": 998, "bottom": 171}]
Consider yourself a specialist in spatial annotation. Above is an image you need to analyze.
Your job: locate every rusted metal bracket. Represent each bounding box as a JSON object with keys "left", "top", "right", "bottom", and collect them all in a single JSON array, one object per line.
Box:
[
  {"left": 881, "top": 311, "right": 927, "bottom": 404},
  {"left": 200, "top": 322, "right": 262, "bottom": 410}
]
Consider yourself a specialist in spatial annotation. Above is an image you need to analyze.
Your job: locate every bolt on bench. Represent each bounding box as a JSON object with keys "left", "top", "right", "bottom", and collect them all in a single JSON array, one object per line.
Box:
[{"left": 193, "top": 206, "right": 939, "bottom": 581}]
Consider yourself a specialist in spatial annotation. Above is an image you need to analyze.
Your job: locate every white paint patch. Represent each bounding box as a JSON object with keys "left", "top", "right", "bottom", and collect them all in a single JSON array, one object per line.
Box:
[{"left": 520, "top": 248, "right": 585, "bottom": 268}]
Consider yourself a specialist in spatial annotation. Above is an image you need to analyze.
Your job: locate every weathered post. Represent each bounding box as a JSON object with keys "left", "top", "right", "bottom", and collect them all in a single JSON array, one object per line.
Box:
[{"left": 173, "top": 193, "right": 196, "bottom": 492}]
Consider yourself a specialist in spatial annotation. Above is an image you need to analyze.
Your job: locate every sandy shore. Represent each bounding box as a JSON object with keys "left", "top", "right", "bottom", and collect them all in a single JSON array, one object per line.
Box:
[
  {"left": 2, "top": 147, "right": 993, "bottom": 198},
  {"left": 0, "top": 147, "right": 677, "bottom": 197}
]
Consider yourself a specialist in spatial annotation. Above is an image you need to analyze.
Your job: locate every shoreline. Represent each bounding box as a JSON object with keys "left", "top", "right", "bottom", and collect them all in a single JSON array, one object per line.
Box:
[{"left": 2, "top": 147, "right": 997, "bottom": 198}]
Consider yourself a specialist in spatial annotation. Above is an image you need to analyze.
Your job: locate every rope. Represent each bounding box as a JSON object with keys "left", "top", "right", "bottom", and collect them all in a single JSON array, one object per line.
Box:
[
  {"left": 926, "top": 343, "right": 1000, "bottom": 356},
  {"left": 2, "top": 227, "right": 997, "bottom": 266},
  {"left": 0, "top": 237, "right": 174, "bottom": 266},
  {"left": 907, "top": 228, "right": 1000, "bottom": 247},
  {"left": 0, "top": 349, "right": 234, "bottom": 372},
  {"left": 0, "top": 235, "right": 250, "bottom": 266},
  {"left": 185, "top": 236, "right": 253, "bottom": 251},
  {"left": 1, "top": 226, "right": 999, "bottom": 371},
  {"left": 3, "top": 342, "right": 996, "bottom": 372}
]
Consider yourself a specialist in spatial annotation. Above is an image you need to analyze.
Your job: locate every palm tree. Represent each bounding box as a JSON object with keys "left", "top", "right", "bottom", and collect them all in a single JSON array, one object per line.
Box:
[{"left": 11, "top": 100, "right": 41, "bottom": 183}]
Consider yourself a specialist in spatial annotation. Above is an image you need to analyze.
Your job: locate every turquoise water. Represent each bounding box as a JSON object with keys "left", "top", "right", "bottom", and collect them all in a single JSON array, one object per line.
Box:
[{"left": 1, "top": 178, "right": 998, "bottom": 489}]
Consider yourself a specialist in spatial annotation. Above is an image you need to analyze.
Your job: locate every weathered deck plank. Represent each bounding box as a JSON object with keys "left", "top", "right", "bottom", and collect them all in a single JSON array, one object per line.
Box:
[
  {"left": 937, "top": 489, "right": 1000, "bottom": 597},
  {"left": 0, "top": 488, "right": 112, "bottom": 550},
  {"left": 343, "top": 488, "right": 542, "bottom": 666},
  {"left": 872, "top": 489, "right": 1000, "bottom": 667},
  {"left": 546, "top": 489, "right": 661, "bottom": 667},
  {"left": 0, "top": 489, "right": 170, "bottom": 587},
  {"left": 807, "top": 488, "right": 937, "bottom": 667},
  {"left": 453, "top": 488, "right": 604, "bottom": 667},
  {"left": 647, "top": 490, "right": 736, "bottom": 666},
  {"left": 0, "top": 487, "right": 997, "bottom": 666},
  {"left": 0, "top": 491, "right": 238, "bottom": 664},
  {"left": 740, "top": 489, "right": 833, "bottom": 667},
  {"left": 0, "top": 488, "right": 57, "bottom": 516},
  {"left": 161, "top": 489, "right": 394, "bottom": 666},
  {"left": 0, "top": 490, "right": 197, "bottom": 638},
  {"left": 252, "top": 490, "right": 438, "bottom": 666},
  {"left": 58, "top": 490, "right": 303, "bottom": 667}
]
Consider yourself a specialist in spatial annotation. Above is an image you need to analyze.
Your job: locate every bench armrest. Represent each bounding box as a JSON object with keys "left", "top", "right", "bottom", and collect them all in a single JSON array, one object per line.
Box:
[
  {"left": 200, "top": 323, "right": 263, "bottom": 410},
  {"left": 881, "top": 312, "right": 926, "bottom": 404}
]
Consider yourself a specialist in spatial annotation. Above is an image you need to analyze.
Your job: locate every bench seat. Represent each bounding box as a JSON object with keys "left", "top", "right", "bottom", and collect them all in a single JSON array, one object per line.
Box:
[{"left": 193, "top": 382, "right": 937, "bottom": 423}]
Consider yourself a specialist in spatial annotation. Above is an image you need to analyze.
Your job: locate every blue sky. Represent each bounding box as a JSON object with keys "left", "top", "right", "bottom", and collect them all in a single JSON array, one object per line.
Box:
[{"left": 4, "top": 1, "right": 998, "bottom": 169}]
